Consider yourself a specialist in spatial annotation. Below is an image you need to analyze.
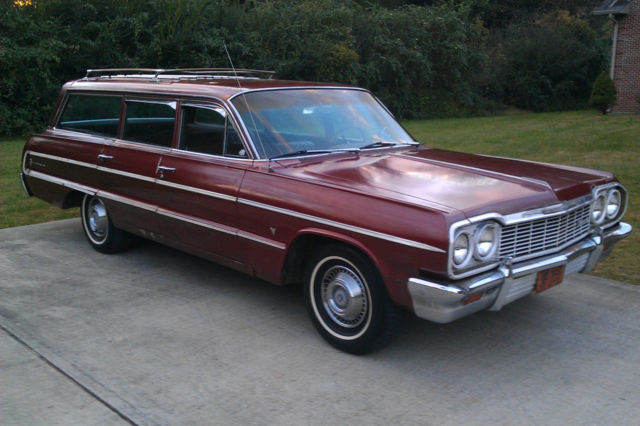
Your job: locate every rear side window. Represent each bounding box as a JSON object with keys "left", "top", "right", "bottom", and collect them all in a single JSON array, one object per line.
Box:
[
  {"left": 58, "top": 94, "right": 121, "bottom": 137},
  {"left": 123, "top": 100, "right": 176, "bottom": 147},
  {"left": 180, "top": 105, "right": 248, "bottom": 158}
]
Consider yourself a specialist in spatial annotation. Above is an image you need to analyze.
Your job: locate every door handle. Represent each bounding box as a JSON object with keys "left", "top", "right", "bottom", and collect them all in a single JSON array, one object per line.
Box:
[
  {"left": 97, "top": 154, "right": 113, "bottom": 162},
  {"left": 157, "top": 166, "right": 176, "bottom": 179}
]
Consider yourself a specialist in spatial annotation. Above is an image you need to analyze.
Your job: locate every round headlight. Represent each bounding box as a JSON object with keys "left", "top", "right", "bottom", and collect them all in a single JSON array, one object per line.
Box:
[
  {"left": 606, "top": 189, "right": 621, "bottom": 219},
  {"left": 453, "top": 232, "right": 471, "bottom": 266},
  {"left": 592, "top": 193, "right": 606, "bottom": 224},
  {"left": 474, "top": 223, "right": 499, "bottom": 260}
]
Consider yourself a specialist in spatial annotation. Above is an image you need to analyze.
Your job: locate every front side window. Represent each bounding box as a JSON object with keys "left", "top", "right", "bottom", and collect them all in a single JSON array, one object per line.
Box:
[
  {"left": 180, "top": 105, "right": 247, "bottom": 158},
  {"left": 58, "top": 94, "right": 121, "bottom": 137},
  {"left": 123, "top": 100, "right": 176, "bottom": 147},
  {"left": 231, "top": 89, "right": 414, "bottom": 158}
]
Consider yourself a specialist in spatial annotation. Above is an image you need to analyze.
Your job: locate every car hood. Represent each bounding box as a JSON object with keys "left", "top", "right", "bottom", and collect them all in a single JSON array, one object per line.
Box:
[{"left": 274, "top": 146, "right": 614, "bottom": 218}]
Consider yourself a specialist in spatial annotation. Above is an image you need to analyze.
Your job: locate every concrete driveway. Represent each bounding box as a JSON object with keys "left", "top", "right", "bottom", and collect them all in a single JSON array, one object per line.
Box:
[{"left": 1, "top": 219, "right": 639, "bottom": 425}]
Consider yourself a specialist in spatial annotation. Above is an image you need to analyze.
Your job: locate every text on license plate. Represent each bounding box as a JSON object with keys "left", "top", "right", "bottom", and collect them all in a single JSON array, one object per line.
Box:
[{"left": 535, "top": 265, "right": 565, "bottom": 293}]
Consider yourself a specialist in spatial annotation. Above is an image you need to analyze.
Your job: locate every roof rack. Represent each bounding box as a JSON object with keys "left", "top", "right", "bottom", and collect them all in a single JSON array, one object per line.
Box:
[{"left": 84, "top": 68, "right": 276, "bottom": 80}]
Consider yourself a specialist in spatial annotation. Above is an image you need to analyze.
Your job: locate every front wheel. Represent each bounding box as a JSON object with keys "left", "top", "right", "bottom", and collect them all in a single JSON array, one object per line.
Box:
[
  {"left": 304, "top": 244, "right": 399, "bottom": 354},
  {"left": 81, "top": 194, "right": 131, "bottom": 253}
]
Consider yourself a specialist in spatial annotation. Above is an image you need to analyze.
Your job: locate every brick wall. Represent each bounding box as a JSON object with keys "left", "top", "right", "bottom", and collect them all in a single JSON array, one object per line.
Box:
[{"left": 612, "top": 0, "right": 640, "bottom": 114}]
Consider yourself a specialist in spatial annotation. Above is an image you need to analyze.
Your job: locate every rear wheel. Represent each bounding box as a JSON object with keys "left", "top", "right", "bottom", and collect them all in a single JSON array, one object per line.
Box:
[
  {"left": 304, "top": 244, "right": 399, "bottom": 354},
  {"left": 81, "top": 194, "right": 131, "bottom": 253}
]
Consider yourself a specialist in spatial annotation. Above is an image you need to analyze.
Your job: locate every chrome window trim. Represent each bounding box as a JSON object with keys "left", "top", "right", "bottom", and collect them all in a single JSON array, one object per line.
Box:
[
  {"left": 178, "top": 101, "right": 253, "bottom": 160},
  {"left": 23, "top": 150, "right": 443, "bottom": 253},
  {"left": 49, "top": 128, "right": 116, "bottom": 145},
  {"left": 248, "top": 144, "right": 420, "bottom": 163},
  {"left": 110, "top": 139, "right": 173, "bottom": 154},
  {"left": 53, "top": 91, "right": 123, "bottom": 134},
  {"left": 122, "top": 98, "right": 177, "bottom": 148},
  {"left": 227, "top": 86, "right": 368, "bottom": 103},
  {"left": 227, "top": 86, "right": 402, "bottom": 160},
  {"left": 238, "top": 198, "right": 445, "bottom": 253},
  {"left": 165, "top": 147, "right": 254, "bottom": 163},
  {"left": 124, "top": 97, "right": 178, "bottom": 107},
  {"left": 59, "top": 89, "right": 258, "bottom": 158}
]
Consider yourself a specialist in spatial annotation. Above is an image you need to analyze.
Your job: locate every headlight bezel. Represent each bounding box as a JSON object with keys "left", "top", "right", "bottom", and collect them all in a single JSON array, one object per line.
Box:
[
  {"left": 591, "top": 183, "right": 628, "bottom": 228},
  {"left": 448, "top": 218, "right": 502, "bottom": 279}
]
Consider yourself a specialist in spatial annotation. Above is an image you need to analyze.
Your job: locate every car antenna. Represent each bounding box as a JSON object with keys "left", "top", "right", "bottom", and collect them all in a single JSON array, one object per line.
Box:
[{"left": 222, "top": 41, "right": 271, "bottom": 171}]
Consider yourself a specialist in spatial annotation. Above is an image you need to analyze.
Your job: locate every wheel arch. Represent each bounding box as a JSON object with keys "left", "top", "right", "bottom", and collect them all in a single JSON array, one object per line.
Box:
[
  {"left": 62, "top": 189, "right": 86, "bottom": 209},
  {"left": 280, "top": 228, "right": 384, "bottom": 286}
]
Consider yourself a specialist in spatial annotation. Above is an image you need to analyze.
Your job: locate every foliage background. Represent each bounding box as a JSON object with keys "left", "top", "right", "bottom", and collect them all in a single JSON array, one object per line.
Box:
[{"left": 1, "top": 0, "right": 609, "bottom": 136}]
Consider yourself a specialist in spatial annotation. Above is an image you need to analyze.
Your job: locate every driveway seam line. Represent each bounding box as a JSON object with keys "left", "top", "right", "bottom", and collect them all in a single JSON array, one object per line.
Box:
[{"left": 0, "top": 321, "right": 142, "bottom": 426}]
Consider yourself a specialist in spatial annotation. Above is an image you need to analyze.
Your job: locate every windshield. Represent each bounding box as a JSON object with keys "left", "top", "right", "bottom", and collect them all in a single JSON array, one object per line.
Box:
[{"left": 231, "top": 89, "right": 415, "bottom": 159}]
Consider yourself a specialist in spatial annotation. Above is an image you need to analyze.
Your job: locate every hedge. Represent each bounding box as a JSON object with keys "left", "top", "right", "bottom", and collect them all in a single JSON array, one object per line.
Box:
[{"left": 0, "top": 0, "right": 608, "bottom": 136}]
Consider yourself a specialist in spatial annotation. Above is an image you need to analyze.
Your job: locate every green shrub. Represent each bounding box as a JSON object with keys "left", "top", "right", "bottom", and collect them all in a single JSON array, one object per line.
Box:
[
  {"left": 0, "top": 0, "right": 611, "bottom": 137},
  {"left": 499, "top": 11, "right": 607, "bottom": 112},
  {"left": 589, "top": 71, "right": 617, "bottom": 114}
]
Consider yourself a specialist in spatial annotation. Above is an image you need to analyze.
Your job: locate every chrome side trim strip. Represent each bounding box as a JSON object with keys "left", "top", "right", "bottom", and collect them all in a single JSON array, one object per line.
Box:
[
  {"left": 26, "top": 170, "right": 97, "bottom": 195},
  {"left": 156, "top": 208, "right": 236, "bottom": 236},
  {"left": 97, "top": 191, "right": 157, "bottom": 212},
  {"left": 155, "top": 180, "right": 237, "bottom": 202},
  {"left": 237, "top": 230, "right": 286, "bottom": 250},
  {"left": 158, "top": 209, "right": 285, "bottom": 249},
  {"left": 25, "top": 150, "right": 442, "bottom": 253},
  {"left": 96, "top": 165, "right": 156, "bottom": 183},
  {"left": 29, "top": 151, "right": 98, "bottom": 170},
  {"left": 238, "top": 198, "right": 445, "bottom": 253},
  {"left": 23, "top": 170, "right": 284, "bottom": 250},
  {"left": 27, "top": 151, "right": 234, "bottom": 201}
]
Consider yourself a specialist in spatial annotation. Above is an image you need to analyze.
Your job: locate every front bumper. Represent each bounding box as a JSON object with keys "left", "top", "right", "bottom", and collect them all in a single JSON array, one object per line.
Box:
[{"left": 407, "top": 222, "right": 632, "bottom": 323}]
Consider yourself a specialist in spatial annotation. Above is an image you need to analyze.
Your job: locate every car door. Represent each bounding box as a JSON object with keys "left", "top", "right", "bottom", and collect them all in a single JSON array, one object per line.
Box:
[
  {"left": 153, "top": 102, "right": 250, "bottom": 264},
  {"left": 27, "top": 92, "right": 122, "bottom": 195},
  {"left": 96, "top": 98, "right": 178, "bottom": 236}
]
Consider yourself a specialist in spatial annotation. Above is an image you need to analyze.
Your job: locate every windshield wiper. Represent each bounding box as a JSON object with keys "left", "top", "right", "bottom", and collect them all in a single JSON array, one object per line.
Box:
[
  {"left": 269, "top": 149, "right": 334, "bottom": 160},
  {"left": 358, "top": 140, "right": 417, "bottom": 150}
]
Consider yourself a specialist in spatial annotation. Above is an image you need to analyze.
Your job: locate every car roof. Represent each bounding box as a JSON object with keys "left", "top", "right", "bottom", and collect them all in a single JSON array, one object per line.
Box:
[{"left": 65, "top": 75, "right": 357, "bottom": 101}]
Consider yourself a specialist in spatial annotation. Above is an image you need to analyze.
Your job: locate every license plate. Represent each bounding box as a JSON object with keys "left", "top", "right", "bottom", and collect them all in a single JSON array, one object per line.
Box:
[{"left": 535, "top": 265, "right": 565, "bottom": 293}]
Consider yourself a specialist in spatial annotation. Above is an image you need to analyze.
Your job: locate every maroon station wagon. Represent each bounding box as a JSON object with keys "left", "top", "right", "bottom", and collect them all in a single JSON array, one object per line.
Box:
[{"left": 20, "top": 68, "right": 631, "bottom": 353}]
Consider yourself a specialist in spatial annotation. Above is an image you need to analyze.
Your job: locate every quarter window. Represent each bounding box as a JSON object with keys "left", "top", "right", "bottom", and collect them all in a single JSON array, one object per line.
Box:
[
  {"left": 180, "top": 105, "right": 247, "bottom": 158},
  {"left": 123, "top": 101, "right": 176, "bottom": 147},
  {"left": 58, "top": 94, "right": 121, "bottom": 137}
]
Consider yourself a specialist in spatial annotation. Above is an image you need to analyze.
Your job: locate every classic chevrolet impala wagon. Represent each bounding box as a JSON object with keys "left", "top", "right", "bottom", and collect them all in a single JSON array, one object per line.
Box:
[{"left": 21, "top": 68, "right": 631, "bottom": 353}]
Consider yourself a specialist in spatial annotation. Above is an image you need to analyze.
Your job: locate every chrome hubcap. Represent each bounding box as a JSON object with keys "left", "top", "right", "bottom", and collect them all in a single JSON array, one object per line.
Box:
[
  {"left": 321, "top": 265, "right": 368, "bottom": 328},
  {"left": 87, "top": 198, "right": 107, "bottom": 239}
]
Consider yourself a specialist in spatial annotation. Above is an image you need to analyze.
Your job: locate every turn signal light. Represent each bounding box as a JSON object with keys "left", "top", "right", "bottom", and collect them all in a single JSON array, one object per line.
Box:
[{"left": 462, "top": 293, "right": 483, "bottom": 305}]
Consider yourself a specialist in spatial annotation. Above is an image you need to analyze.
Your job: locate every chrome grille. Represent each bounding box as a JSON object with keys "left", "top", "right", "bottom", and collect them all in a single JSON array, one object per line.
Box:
[{"left": 499, "top": 204, "right": 591, "bottom": 260}]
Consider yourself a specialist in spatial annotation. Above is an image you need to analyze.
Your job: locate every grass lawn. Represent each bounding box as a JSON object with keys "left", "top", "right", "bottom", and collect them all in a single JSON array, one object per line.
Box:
[
  {"left": 404, "top": 109, "right": 639, "bottom": 284},
  {"left": 1, "top": 109, "right": 638, "bottom": 283}
]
